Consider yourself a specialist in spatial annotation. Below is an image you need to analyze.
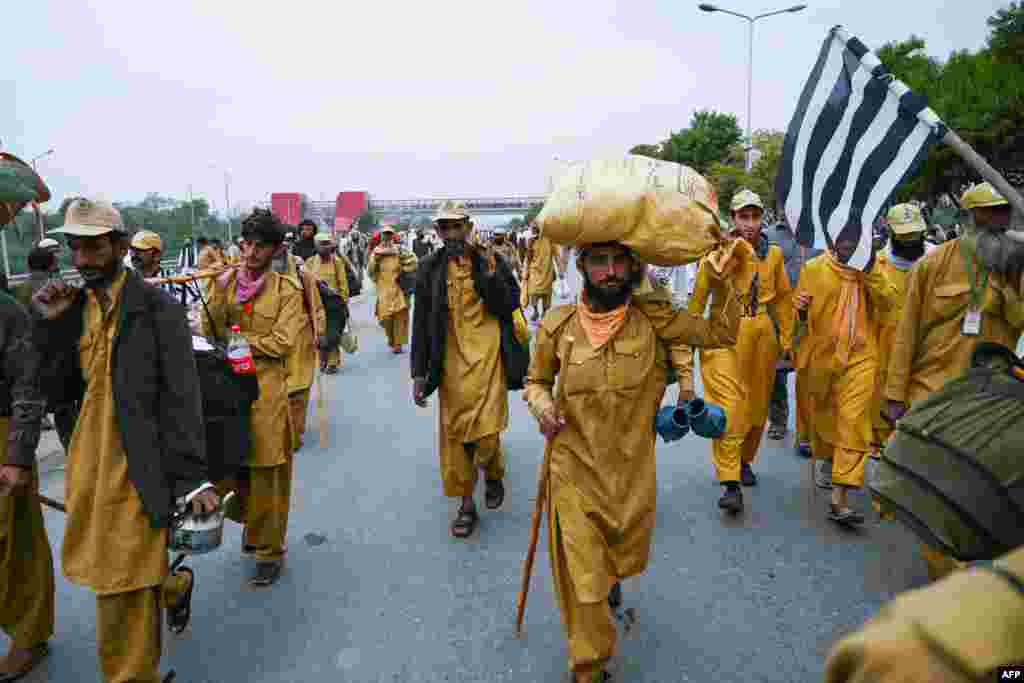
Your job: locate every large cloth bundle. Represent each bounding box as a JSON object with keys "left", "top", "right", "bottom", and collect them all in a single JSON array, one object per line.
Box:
[
  {"left": 537, "top": 156, "right": 724, "bottom": 267},
  {"left": 870, "top": 343, "right": 1024, "bottom": 562},
  {"left": 317, "top": 282, "right": 346, "bottom": 351},
  {"left": 0, "top": 152, "right": 51, "bottom": 225},
  {"left": 193, "top": 337, "right": 260, "bottom": 481}
]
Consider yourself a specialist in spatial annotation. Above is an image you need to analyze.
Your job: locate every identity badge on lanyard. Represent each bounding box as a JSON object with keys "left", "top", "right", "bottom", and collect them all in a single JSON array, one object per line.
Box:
[{"left": 960, "top": 241, "right": 988, "bottom": 337}]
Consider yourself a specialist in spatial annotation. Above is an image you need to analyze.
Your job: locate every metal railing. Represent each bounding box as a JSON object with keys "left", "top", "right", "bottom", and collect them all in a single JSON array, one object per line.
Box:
[{"left": 7, "top": 259, "right": 179, "bottom": 286}]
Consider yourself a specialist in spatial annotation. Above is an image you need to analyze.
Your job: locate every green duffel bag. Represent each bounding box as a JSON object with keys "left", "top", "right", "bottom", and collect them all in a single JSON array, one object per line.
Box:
[{"left": 870, "top": 342, "right": 1024, "bottom": 563}]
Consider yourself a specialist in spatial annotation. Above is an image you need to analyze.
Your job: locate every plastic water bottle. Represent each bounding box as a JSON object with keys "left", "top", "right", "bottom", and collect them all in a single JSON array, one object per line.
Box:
[{"left": 227, "top": 324, "right": 255, "bottom": 375}]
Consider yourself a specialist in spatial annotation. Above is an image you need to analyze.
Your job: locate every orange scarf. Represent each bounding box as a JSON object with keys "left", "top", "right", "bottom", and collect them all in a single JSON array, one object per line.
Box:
[
  {"left": 826, "top": 251, "right": 868, "bottom": 365},
  {"left": 577, "top": 295, "right": 629, "bottom": 349}
]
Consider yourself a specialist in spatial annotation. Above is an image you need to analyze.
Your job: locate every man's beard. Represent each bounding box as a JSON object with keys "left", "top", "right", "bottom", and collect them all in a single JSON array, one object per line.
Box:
[
  {"left": 890, "top": 239, "right": 926, "bottom": 262},
  {"left": 976, "top": 226, "right": 1024, "bottom": 274},
  {"left": 271, "top": 251, "right": 289, "bottom": 273},
  {"left": 445, "top": 238, "right": 467, "bottom": 258},
  {"left": 79, "top": 260, "right": 123, "bottom": 289},
  {"left": 582, "top": 267, "right": 643, "bottom": 310}
]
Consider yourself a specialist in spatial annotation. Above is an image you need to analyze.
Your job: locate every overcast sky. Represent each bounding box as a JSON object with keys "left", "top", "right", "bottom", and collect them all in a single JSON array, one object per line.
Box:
[{"left": 2, "top": 0, "right": 1005, "bottom": 213}]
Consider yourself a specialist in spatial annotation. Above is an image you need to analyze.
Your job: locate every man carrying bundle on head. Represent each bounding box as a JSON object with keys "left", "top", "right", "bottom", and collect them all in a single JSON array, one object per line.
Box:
[
  {"left": 521, "top": 156, "right": 749, "bottom": 682},
  {"left": 203, "top": 208, "right": 304, "bottom": 587},
  {"left": 368, "top": 226, "right": 417, "bottom": 354},
  {"left": 307, "top": 233, "right": 353, "bottom": 374},
  {"left": 31, "top": 198, "right": 217, "bottom": 682},
  {"left": 411, "top": 201, "right": 520, "bottom": 538},
  {"left": 883, "top": 182, "right": 1024, "bottom": 581}
]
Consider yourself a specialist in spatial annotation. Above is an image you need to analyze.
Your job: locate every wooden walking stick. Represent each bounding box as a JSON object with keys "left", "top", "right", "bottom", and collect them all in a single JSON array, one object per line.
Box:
[
  {"left": 515, "top": 437, "right": 552, "bottom": 637},
  {"left": 298, "top": 268, "right": 329, "bottom": 450}
]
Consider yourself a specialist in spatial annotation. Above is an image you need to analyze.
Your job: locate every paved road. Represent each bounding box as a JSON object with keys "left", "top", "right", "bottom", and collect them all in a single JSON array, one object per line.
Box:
[{"left": 16, "top": 285, "right": 934, "bottom": 683}]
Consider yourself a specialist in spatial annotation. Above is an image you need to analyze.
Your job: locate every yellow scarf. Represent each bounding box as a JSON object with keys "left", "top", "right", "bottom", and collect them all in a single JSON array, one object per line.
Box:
[
  {"left": 826, "top": 251, "right": 868, "bottom": 365},
  {"left": 577, "top": 294, "right": 629, "bottom": 349}
]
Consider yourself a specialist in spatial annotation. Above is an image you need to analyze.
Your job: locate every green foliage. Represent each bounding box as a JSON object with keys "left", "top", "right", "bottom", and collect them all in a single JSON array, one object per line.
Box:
[
  {"left": 356, "top": 210, "right": 379, "bottom": 232},
  {"left": 523, "top": 203, "right": 543, "bottom": 225},
  {"left": 628, "top": 144, "right": 662, "bottom": 159},
  {"left": 3, "top": 194, "right": 227, "bottom": 275},
  {"left": 988, "top": 1, "right": 1024, "bottom": 65},
  {"left": 660, "top": 110, "right": 743, "bottom": 175},
  {"left": 878, "top": 8, "right": 1024, "bottom": 201},
  {"left": 707, "top": 129, "right": 785, "bottom": 211}
]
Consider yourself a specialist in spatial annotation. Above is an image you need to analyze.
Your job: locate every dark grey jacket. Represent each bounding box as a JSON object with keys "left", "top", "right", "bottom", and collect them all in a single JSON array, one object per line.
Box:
[
  {"left": 411, "top": 247, "right": 520, "bottom": 398},
  {"left": 765, "top": 222, "right": 823, "bottom": 287},
  {"left": 32, "top": 271, "right": 208, "bottom": 528}
]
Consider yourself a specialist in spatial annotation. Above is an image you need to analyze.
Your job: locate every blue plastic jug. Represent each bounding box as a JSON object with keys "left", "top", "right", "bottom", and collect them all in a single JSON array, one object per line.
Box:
[
  {"left": 655, "top": 405, "right": 690, "bottom": 443},
  {"left": 685, "top": 399, "right": 728, "bottom": 439}
]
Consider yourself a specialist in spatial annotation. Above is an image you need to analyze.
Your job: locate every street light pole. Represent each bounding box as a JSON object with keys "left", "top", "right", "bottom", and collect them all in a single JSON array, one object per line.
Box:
[
  {"left": 698, "top": 4, "right": 808, "bottom": 170},
  {"left": 30, "top": 148, "right": 54, "bottom": 170},
  {"left": 224, "top": 171, "right": 232, "bottom": 242}
]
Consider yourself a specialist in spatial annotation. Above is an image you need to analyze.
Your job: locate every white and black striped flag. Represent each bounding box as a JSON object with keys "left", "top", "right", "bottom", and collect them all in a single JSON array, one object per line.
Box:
[{"left": 776, "top": 26, "right": 947, "bottom": 270}]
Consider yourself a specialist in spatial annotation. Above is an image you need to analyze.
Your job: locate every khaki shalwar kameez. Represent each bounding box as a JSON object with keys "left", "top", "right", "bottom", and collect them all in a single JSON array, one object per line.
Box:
[
  {"left": 869, "top": 254, "right": 912, "bottom": 449},
  {"left": 0, "top": 297, "right": 52, "bottom": 658},
  {"left": 0, "top": 427, "right": 54, "bottom": 657},
  {"left": 284, "top": 257, "right": 325, "bottom": 449},
  {"left": 438, "top": 257, "right": 507, "bottom": 497},
  {"left": 527, "top": 236, "right": 559, "bottom": 312},
  {"left": 884, "top": 239, "right": 1024, "bottom": 581},
  {"left": 204, "top": 271, "right": 304, "bottom": 563},
  {"left": 308, "top": 253, "right": 351, "bottom": 371},
  {"left": 525, "top": 282, "right": 741, "bottom": 678},
  {"left": 369, "top": 247, "right": 416, "bottom": 348},
  {"left": 61, "top": 271, "right": 189, "bottom": 683},
  {"left": 793, "top": 255, "right": 897, "bottom": 490}
]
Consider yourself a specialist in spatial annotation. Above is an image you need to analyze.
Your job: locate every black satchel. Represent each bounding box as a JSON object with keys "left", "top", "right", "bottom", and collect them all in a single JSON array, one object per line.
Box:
[
  {"left": 398, "top": 269, "right": 417, "bottom": 297},
  {"left": 345, "top": 261, "right": 362, "bottom": 297},
  {"left": 499, "top": 316, "right": 529, "bottom": 391}
]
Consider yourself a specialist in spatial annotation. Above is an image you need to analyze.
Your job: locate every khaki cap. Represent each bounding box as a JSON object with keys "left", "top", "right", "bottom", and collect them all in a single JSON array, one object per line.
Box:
[
  {"left": 730, "top": 189, "right": 764, "bottom": 213},
  {"left": 50, "top": 198, "right": 125, "bottom": 237},
  {"left": 130, "top": 230, "right": 163, "bottom": 251},
  {"left": 434, "top": 200, "right": 471, "bottom": 222},
  {"left": 314, "top": 232, "right": 334, "bottom": 243},
  {"left": 885, "top": 203, "right": 927, "bottom": 235},
  {"left": 961, "top": 182, "right": 1009, "bottom": 210}
]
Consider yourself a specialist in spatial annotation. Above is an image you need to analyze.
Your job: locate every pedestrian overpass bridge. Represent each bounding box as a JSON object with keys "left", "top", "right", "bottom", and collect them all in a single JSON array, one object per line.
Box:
[{"left": 302, "top": 195, "right": 546, "bottom": 221}]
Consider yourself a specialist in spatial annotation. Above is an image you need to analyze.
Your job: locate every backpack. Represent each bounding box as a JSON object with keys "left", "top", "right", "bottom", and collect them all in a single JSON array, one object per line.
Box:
[
  {"left": 317, "top": 281, "right": 347, "bottom": 351},
  {"left": 869, "top": 342, "right": 1024, "bottom": 562}
]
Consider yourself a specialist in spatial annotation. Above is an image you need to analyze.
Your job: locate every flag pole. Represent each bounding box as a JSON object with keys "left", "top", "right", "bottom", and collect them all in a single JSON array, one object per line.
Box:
[{"left": 941, "top": 128, "right": 1024, "bottom": 224}]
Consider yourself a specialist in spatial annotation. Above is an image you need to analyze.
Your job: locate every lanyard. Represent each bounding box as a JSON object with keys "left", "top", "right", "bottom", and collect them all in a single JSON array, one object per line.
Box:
[{"left": 959, "top": 239, "right": 989, "bottom": 310}]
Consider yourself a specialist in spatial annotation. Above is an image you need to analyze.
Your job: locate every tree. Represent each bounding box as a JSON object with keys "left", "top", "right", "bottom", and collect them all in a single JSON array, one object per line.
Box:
[
  {"left": 523, "top": 203, "right": 543, "bottom": 225},
  {"left": 988, "top": 1, "right": 1024, "bottom": 65},
  {"left": 660, "top": 110, "right": 743, "bottom": 175},
  {"left": 628, "top": 144, "right": 662, "bottom": 160},
  {"left": 877, "top": 11, "right": 1024, "bottom": 202},
  {"left": 356, "top": 210, "right": 379, "bottom": 233}
]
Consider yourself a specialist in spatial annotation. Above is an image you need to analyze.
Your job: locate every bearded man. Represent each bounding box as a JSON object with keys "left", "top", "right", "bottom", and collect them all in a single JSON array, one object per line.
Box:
[
  {"left": 868, "top": 205, "right": 928, "bottom": 454},
  {"left": 525, "top": 241, "right": 742, "bottom": 682},
  {"left": 368, "top": 227, "right": 417, "bottom": 354},
  {"left": 32, "top": 198, "right": 217, "bottom": 682},
  {"left": 491, "top": 228, "right": 520, "bottom": 280},
  {"left": 203, "top": 209, "right": 304, "bottom": 587},
  {"left": 885, "top": 182, "right": 1024, "bottom": 581},
  {"left": 411, "top": 202, "right": 519, "bottom": 538},
  {"left": 291, "top": 220, "right": 318, "bottom": 261},
  {"left": 793, "top": 235, "right": 897, "bottom": 525}
]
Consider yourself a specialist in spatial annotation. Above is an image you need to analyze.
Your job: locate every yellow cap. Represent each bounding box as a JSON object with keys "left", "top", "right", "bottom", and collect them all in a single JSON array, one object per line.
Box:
[
  {"left": 130, "top": 230, "right": 163, "bottom": 251},
  {"left": 730, "top": 189, "right": 764, "bottom": 213},
  {"left": 885, "top": 203, "right": 927, "bottom": 235},
  {"left": 960, "top": 182, "right": 1009, "bottom": 210}
]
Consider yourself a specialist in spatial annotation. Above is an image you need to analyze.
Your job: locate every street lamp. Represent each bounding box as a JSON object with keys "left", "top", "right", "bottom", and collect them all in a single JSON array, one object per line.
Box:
[
  {"left": 30, "top": 149, "right": 54, "bottom": 170},
  {"left": 698, "top": 3, "right": 807, "bottom": 170}
]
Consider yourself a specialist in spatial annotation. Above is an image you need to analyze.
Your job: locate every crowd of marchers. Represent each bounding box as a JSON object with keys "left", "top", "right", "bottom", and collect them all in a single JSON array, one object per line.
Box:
[{"left": 0, "top": 183, "right": 1022, "bottom": 683}]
